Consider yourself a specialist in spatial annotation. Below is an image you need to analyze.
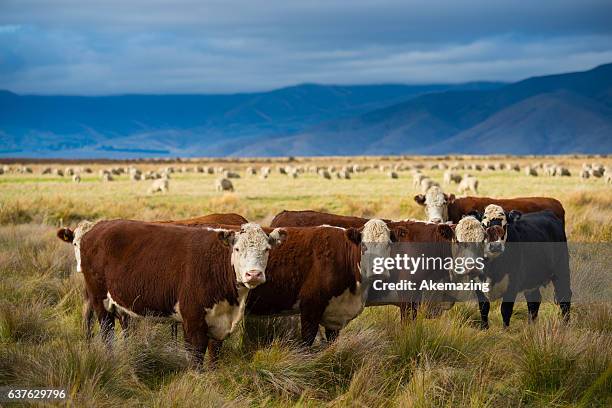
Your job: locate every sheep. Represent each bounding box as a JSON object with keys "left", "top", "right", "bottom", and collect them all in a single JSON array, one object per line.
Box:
[
  {"left": 524, "top": 166, "right": 538, "bottom": 176},
  {"left": 148, "top": 178, "right": 169, "bottom": 194},
  {"left": 443, "top": 170, "right": 462, "bottom": 185},
  {"left": 388, "top": 171, "right": 399, "bottom": 179},
  {"left": 580, "top": 169, "right": 590, "bottom": 180},
  {"left": 215, "top": 178, "right": 234, "bottom": 192},
  {"left": 413, "top": 173, "right": 426, "bottom": 187},
  {"left": 72, "top": 174, "right": 81, "bottom": 183},
  {"left": 458, "top": 175, "right": 479, "bottom": 194},
  {"left": 420, "top": 178, "right": 438, "bottom": 193},
  {"left": 337, "top": 170, "right": 350, "bottom": 179},
  {"left": 318, "top": 169, "right": 332, "bottom": 180}
]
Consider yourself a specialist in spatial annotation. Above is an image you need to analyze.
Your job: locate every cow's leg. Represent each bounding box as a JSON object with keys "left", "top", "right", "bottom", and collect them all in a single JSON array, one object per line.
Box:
[
  {"left": 96, "top": 309, "right": 115, "bottom": 345},
  {"left": 299, "top": 304, "right": 325, "bottom": 346},
  {"left": 182, "top": 323, "right": 209, "bottom": 368},
  {"left": 325, "top": 328, "right": 339, "bottom": 343},
  {"left": 559, "top": 302, "right": 571, "bottom": 323},
  {"left": 475, "top": 290, "right": 490, "bottom": 329},
  {"left": 500, "top": 292, "right": 517, "bottom": 328},
  {"left": 552, "top": 245, "right": 572, "bottom": 323},
  {"left": 552, "top": 274, "right": 572, "bottom": 323},
  {"left": 118, "top": 314, "right": 131, "bottom": 334},
  {"left": 399, "top": 291, "right": 421, "bottom": 323},
  {"left": 207, "top": 339, "right": 223, "bottom": 368},
  {"left": 525, "top": 288, "right": 542, "bottom": 323},
  {"left": 82, "top": 298, "right": 95, "bottom": 341},
  {"left": 398, "top": 302, "right": 419, "bottom": 322}
]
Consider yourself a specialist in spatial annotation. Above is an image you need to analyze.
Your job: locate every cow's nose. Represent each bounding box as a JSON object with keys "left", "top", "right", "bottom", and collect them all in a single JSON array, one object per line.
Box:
[
  {"left": 245, "top": 270, "right": 264, "bottom": 282},
  {"left": 431, "top": 217, "right": 442, "bottom": 223},
  {"left": 490, "top": 243, "right": 502, "bottom": 253}
]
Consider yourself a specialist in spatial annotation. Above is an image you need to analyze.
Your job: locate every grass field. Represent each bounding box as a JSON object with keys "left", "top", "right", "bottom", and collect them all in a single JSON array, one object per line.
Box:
[{"left": 1, "top": 156, "right": 611, "bottom": 407}]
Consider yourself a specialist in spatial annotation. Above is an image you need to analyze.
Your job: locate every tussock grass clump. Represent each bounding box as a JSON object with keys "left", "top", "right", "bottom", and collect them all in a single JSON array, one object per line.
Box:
[
  {"left": 391, "top": 315, "right": 489, "bottom": 368},
  {"left": 515, "top": 319, "right": 612, "bottom": 405},
  {"left": 0, "top": 300, "right": 57, "bottom": 343},
  {"left": 5, "top": 339, "right": 147, "bottom": 403},
  {"left": 151, "top": 371, "right": 244, "bottom": 408},
  {"left": 220, "top": 340, "right": 314, "bottom": 401},
  {"left": 120, "top": 322, "right": 191, "bottom": 387}
]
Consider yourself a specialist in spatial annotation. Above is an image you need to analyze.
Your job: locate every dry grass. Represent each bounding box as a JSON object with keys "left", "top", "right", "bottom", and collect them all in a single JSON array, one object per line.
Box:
[{"left": 0, "top": 156, "right": 611, "bottom": 406}]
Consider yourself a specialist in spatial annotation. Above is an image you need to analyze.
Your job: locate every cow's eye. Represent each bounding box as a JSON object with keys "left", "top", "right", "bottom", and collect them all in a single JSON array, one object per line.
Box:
[{"left": 234, "top": 248, "right": 239, "bottom": 252}]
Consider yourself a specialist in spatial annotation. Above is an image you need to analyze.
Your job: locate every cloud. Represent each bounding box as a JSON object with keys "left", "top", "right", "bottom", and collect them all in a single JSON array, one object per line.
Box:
[{"left": 0, "top": 1, "right": 611, "bottom": 94}]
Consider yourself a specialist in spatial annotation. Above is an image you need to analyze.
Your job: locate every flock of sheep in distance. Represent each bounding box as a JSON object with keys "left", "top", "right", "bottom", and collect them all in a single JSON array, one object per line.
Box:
[{"left": 2, "top": 159, "right": 610, "bottom": 196}]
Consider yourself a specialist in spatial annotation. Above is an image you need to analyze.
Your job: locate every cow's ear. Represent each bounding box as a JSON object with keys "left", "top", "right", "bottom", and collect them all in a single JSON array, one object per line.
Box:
[
  {"left": 217, "top": 230, "right": 236, "bottom": 246},
  {"left": 466, "top": 210, "right": 482, "bottom": 221},
  {"left": 507, "top": 210, "right": 522, "bottom": 223},
  {"left": 414, "top": 194, "right": 426, "bottom": 205},
  {"left": 446, "top": 193, "right": 456, "bottom": 204},
  {"left": 57, "top": 228, "right": 74, "bottom": 243},
  {"left": 268, "top": 228, "right": 287, "bottom": 247},
  {"left": 436, "top": 224, "right": 454, "bottom": 241},
  {"left": 345, "top": 228, "right": 362, "bottom": 245}
]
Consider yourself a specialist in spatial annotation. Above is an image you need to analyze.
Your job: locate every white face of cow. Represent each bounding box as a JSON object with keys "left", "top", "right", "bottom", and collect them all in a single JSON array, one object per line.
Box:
[
  {"left": 360, "top": 219, "right": 394, "bottom": 281},
  {"left": 451, "top": 216, "right": 486, "bottom": 275},
  {"left": 71, "top": 220, "right": 96, "bottom": 272},
  {"left": 226, "top": 223, "right": 286, "bottom": 289},
  {"left": 481, "top": 205, "right": 508, "bottom": 258},
  {"left": 414, "top": 186, "right": 454, "bottom": 223}
]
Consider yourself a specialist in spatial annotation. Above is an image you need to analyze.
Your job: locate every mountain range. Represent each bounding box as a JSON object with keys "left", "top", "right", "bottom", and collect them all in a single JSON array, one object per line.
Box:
[{"left": 1, "top": 63, "right": 611, "bottom": 157}]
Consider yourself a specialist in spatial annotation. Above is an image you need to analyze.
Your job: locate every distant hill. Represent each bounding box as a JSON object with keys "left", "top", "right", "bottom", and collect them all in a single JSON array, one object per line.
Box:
[
  {"left": 1, "top": 63, "right": 612, "bottom": 157},
  {"left": 0, "top": 82, "right": 500, "bottom": 158},
  {"left": 244, "top": 63, "right": 612, "bottom": 156}
]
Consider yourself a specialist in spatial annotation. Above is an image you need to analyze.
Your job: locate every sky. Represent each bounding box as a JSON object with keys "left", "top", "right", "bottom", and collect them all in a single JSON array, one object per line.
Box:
[{"left": 1, "top": 0, "right": 612, "bottom": 95}]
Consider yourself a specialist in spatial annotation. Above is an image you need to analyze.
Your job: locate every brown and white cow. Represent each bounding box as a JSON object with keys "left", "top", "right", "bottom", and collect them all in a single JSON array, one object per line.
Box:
[
  {"left": 270, "top": 210, "right": 461, "bottom": 320},
  {"left": 58, "top": 220, "right": 286, "bottom": 366},
  {"left": 414, "top": 190, "right": 565, "bottom": 225},
  {"left": 246, "top": 225, "right": 371, "bottom": 345}
]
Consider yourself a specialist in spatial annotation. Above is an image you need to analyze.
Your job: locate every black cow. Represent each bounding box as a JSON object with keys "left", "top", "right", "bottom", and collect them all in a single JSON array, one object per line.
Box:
[{"left": 467, "top": 209, "right": 571, "bottom": 328}]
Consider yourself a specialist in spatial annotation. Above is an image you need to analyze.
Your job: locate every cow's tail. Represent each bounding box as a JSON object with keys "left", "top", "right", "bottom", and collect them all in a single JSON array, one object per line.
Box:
[{"left": 57, "top": 228, "right": 75, "bottom": 243}]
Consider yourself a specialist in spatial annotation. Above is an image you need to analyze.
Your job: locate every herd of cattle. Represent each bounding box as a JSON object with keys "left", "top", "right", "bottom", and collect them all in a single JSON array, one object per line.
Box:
[
  {"left": 55, "top": 186, "right": 572, "bottom": 367},
  {"left": 2, "top": 161, "right": 611, "bottom": 195}
]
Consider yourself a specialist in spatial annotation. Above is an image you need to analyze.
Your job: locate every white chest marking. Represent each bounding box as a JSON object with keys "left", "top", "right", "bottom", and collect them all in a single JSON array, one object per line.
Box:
[
  {"left": 321, "top": 283, "right": 364, "bottom": 330},
  {"left": 486, "top": 274, "right": 510, "bottom": 300},
  {"left": 205, "top": 287, "right": 249, "bottom": 341}
]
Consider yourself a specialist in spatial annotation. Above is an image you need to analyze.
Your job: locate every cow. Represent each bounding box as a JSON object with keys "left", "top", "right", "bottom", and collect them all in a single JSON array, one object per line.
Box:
[
  {"left": 455, "top": 206, "right": 571, "bottom": 328},
  {"left": 57, "top": 220, "right": 286, "bottom": 366},
  {"left": 414, "top": 192, "right": 565, "bottom": 225},
  {"left": 413, "top": 186, "right": 455, "bottom": 224},
  {"left": 246, "top": 224, "right": 377, "bottom": 345},
  {"left": 269, "top": 210, "right": 462, "bottom": 320}
]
